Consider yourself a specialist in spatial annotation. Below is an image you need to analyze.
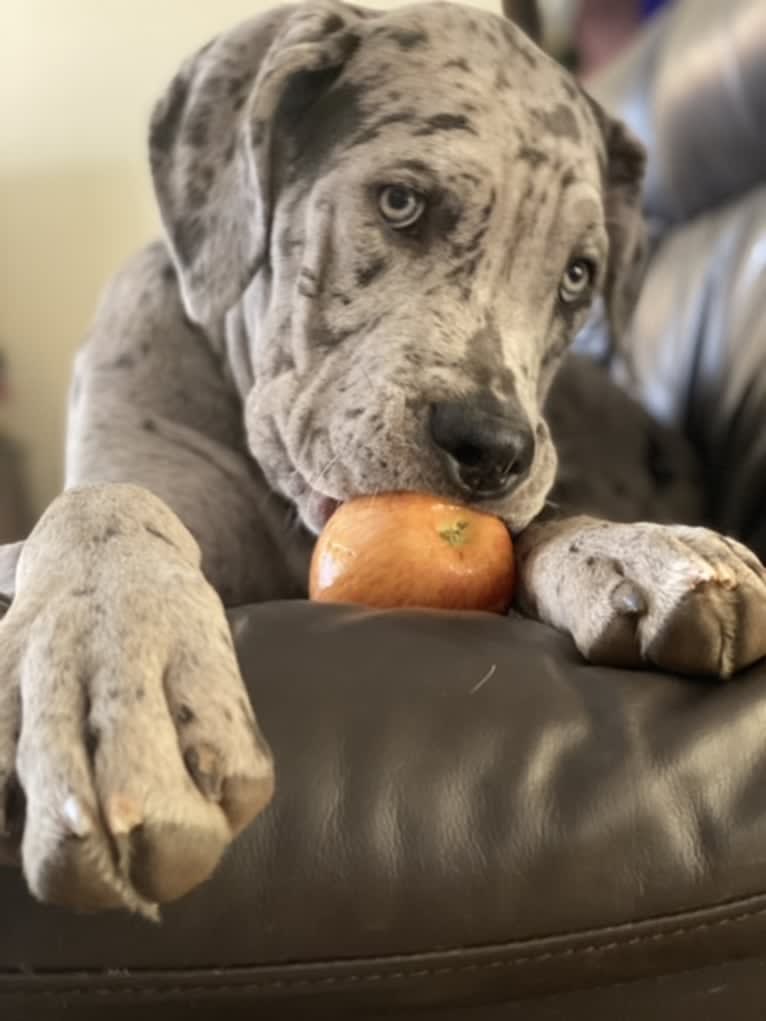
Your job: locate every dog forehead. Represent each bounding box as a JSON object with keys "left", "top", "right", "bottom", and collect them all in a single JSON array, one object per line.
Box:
[
  {"left": 339, "top": 4, "right": 598, "bottom": 152},
  {"left": 282, "top": 2, "right": 605, "bottom": 202},
  {"left": 350, "top": 2, "right": 566, "bottom": 94}
]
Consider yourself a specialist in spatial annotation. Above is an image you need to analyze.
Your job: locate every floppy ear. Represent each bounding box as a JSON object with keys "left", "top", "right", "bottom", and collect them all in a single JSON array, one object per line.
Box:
[
  {"left": 501, "top": 0, "right": 542, "bottom": 44},
  {"left": 148, "top": 3, "right": 362, "bottom": 331},
  {"left": 586, "top": 97, "right": 649, "bottom": 344}
]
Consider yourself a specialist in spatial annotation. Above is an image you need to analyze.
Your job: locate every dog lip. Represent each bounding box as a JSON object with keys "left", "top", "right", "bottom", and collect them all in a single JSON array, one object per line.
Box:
[
  {"left": 303, "top": 480, "right": 343, "bottom": 528},
  {"left": 314, "top": 494, "right": 341, "bottom": 527}
]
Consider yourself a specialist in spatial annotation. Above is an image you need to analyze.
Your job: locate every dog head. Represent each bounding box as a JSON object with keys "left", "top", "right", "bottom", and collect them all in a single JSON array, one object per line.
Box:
[{"left": 150, "top": 1, "right": 646, "bottom": 534}]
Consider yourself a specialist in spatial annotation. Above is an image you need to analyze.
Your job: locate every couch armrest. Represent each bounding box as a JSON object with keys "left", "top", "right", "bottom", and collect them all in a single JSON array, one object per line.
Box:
[
  {"left": 617, "top": 183, "right": 766, "bottom": 555},
  {"left": 4, "top": 602, "right": 766, "bottom": 1015},
  {"left": 590, "top": 0, "right": 766, "bottom": 225}
]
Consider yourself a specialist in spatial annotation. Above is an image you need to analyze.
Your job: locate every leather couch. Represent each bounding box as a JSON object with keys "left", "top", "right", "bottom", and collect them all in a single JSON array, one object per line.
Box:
[{"left": 3, "top": 0, "right": 766, "bottom": 1015}]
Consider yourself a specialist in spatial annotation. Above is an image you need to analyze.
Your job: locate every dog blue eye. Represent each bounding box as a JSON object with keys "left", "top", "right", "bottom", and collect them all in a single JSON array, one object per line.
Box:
[
  {"left": 559, "top": 258, "right": 595, "bottom": 304},
  {"left": 378, "top": 185, "right": 426, "bottom": 229}
]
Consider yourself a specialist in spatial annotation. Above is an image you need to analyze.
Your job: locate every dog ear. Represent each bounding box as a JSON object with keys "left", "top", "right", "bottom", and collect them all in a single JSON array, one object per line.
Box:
[
  {"left": 149, "top": 4, "right": 362, "bottom": 332},
  {"left": 501, "top": 0, "right": 542, "bottom": 44},
  {"left": 586, "top": 98, "right": 648, "bottom": 344}
]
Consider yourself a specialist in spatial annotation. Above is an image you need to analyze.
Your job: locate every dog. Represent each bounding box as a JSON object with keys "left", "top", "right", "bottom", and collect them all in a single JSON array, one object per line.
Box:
[{"left": 1, "top": 0, "right": 765, "bottom": 919}]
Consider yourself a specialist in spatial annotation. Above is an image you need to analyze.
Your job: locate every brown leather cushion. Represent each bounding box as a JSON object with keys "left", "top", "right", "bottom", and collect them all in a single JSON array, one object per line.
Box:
[{"left": 3, "top": 601, "right": 766, "bottom": 1017}]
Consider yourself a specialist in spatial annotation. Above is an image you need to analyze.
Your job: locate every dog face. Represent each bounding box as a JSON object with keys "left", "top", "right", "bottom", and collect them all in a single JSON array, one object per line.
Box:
[{"left": 150, "top": 1, "right": 646, "bottom": 535}]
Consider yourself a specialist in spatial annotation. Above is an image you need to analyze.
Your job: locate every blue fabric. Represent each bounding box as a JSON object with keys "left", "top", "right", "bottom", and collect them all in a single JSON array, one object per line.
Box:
[{"left": 640, "top": 0, "right": 673, "bottom": 18}]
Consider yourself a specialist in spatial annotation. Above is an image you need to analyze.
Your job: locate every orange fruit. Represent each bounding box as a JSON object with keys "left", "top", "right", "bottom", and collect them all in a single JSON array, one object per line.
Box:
[{"left": 309, "top": 492, "right": 514, "bottom": 613}]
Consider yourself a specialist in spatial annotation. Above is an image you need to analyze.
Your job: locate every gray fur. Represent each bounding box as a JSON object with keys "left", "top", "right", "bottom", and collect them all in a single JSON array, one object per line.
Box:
[{"left": 0, "top": 0, "right": 765, "bottom": 917}]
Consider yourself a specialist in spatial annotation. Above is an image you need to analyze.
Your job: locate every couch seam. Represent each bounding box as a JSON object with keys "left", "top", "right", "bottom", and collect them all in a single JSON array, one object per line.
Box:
[{"left": 3, "top": 898, "right": 766, "bottom": 998}]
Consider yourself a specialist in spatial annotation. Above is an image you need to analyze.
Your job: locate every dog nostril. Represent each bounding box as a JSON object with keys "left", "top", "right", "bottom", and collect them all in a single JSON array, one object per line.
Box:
[
  {"left": 429, "top": 399, "right": 535, "bottom": 498},
  {"left": 452, "top": 444, "right": 484, "bottom": 468}
]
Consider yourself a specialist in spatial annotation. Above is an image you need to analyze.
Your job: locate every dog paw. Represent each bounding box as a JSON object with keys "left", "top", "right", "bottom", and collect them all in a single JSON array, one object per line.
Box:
[
  {"left": 519, "top": 521, "right": 766, "bottom": 678},
  {"left": 0, "top": 491, "right": 273, "bottom": 917}
]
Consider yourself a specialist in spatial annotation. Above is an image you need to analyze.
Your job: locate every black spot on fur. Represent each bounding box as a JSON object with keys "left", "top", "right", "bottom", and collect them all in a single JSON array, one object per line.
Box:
[
  {"left": 355, "top": 256, "right": 388, "bottom": 286},
  {"left": 380, "top": 27, "right": 428, "bottom": 49},
  {"left": 322, "top": 13, "right": 344, "bottom": 33},
  {"left": 414, "top": 113, "right": 478, "bottom": 137},
  {"left": 495, "top": 68, "right": 511, "bottom": 92},
  {"left": 450, "top": 219, "right": 490, "bottom": 261},
  {"left": 226, "top": 74, "right": 247, "bottom": 99},
  {"left": 144, "top": 524, "right": 177, "bottom": 549},
  {"left": 99, "top": 526, "right": 121, "bottom": 543},
  {"left": 446, "top": 249, "right": 482, "bottom": 284},
  {"left": 397, "top": 159, "right": 432, "bottom": 175},
  {"left": 150, "top": 70, "right": 190, "bottom": 157},
  {"left": 562, "top": 168, "right": 577, "bottom": 189},
  {"left": 110, "top": 353, "right": 135, "bottom": 371},
  {"left": 176, "top": 704, "right": 196, "bottom": 726},
  {"left": 569, "top": 542, "right": 581, "bottom": 554},
  {"left": 536, "top": 104, "right": 581, "bottom": 142},
  {"left": 349, "top": 110, "right": 417, "bottom": 148},
  {"left": 346, "top": 408, "right": 364, "bottom": 419},
  {"left": 434, "top": 194, "right": 463, "bottom": 236},
  {"left": 185, "top": 105, "right": 210, "bottom": 148},
  {"left": 161, "top": 261, "right": 176, "bottom": 284},
  {"left": 185, "top": 182, "right": 206, "bottom": 211},
  {"left": 462, "top": 320, "right": 507, "bottom": 390},
  {"left": 286, "top": 76, "right": 366, "bottom": 180},
  {"left": 586, "top": 556, "right": 597, "bottom": 567},
  {"left": 445, "top": 57, "right": 470, "bottom": 72},
  {"left": 517, "top": 146, "right": 549, "bottom": 168}
]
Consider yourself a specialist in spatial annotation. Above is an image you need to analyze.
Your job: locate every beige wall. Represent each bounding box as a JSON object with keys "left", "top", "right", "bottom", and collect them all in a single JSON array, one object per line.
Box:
[{"left": 1, "top": 0, "right": 496, "bottom": 518}]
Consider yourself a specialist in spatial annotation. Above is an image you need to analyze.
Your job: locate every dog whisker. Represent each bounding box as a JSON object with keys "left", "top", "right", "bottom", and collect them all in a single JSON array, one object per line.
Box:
[{"left": 307, "top": 453, "right": 340, "bottom": 494}]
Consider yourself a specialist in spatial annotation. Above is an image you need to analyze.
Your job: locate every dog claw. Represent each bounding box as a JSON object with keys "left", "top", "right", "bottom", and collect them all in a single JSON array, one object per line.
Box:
[
  {"left": 611, "top": 580, "right": 647, "bottom": 616},
  {"left": 62, "top": 796, "right": 93, "bottom": 838}
]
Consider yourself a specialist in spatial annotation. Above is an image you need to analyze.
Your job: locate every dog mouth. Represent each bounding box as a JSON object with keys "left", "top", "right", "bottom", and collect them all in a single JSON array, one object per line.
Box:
[{"left": 302, "top": 487, "right": 342, "bottom": 533}]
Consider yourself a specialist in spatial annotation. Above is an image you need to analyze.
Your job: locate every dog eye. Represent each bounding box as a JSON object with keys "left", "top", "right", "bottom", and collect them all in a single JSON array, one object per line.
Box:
[
  {"left": 378, "top": 184, "right": 426, "bottom": 229},
  {"left": 559, "top": 258, "right": 595, "bottom": 304}
]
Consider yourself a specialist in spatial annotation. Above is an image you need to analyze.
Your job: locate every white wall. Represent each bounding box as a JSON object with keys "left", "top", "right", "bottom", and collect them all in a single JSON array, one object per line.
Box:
[{"left": 0, "top": 0, "right": 497, "bottom": 517}]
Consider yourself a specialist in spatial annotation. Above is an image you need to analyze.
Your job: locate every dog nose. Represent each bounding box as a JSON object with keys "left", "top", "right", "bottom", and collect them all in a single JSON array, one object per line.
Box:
[{"left": 429, "top": 399, "right": 535, "bottom": 498}]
